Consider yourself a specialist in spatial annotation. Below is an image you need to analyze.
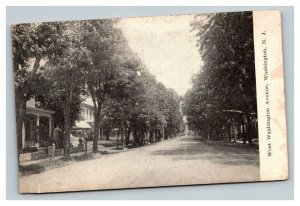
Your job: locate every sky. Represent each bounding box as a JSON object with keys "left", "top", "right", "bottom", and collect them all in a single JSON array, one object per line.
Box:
[{"left": 118, "top": 14, "right": 203, "bottom": 96}]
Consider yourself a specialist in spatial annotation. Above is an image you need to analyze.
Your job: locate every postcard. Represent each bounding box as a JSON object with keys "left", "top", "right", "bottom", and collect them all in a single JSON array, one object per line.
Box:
[{"left": 11, "top": 10, "right": 288, "bottom": 193}]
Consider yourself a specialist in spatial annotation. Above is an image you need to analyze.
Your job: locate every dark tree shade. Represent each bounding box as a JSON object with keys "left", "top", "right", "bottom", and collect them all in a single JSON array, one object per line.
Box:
[{"left": 183, "top": 12, "right": 258, "bottom": 143}]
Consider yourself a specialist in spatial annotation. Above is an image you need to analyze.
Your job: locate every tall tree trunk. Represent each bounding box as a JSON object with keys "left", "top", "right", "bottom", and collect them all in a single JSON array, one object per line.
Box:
[
  {"left": 133, "top": 129, "right": 138, "bottom": 146},
  {"left": 116, "top": 129, "right": 120, "bottom": 149},
  {"left": 241, "top": 117, "right": 246, "bottom": 144},
  {"left": 121, "top": 129, "right": 124, "bottom": 149},
  {"left": 247, "top": 116, "right": 253, "bottom": 144},
  {"left": 15, "top": 92, "right": 27, "bottom": 151},
  {"left": 233, "top": 122, "right": 237, "bottom": 142},
  {"left": 149, "top": 129, "right": 154, "bottom": 143},
  {"left": 106, "top": 130, "right": 110, "bottom": 140},
  {"left": 64, "top": 95, "right": 71, "bottom": 160},
  {"left": 158, "top": 130, "right": 161, "bottom": 141},
  {"left": 229, "top": 123, "right": 233, "bottom": 142},
  {"left": 100, "top": 127, "right": 103, "bottom": 140},
  {"left": 154, "top": 130, "right": 157, "bottom": 142},
  {"left": 204, "top": 127, "right": 208, "bottom": 140},
  {"left": 14, "top": 57, "right": 40, "bottom": 151},
  {"left": 236, "top": 124, "right": 241, "bottom": 143},
  {"left": 141, "top": 130, "right": 146, "bottom": 145},
  {"left": 125, "top": 128, "right": 131, "bottom": 145},
  {"left": 93, "top": 114, "right": 100, "bottom": 153}
]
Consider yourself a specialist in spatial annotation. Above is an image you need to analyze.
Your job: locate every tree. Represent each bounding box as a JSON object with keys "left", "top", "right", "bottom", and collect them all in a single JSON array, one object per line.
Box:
[
  {"left": 164, "top": 89, "right": 183, "bottom": 139},
  {"left": 82, "top": 19, "right": 143, "bottom": 152},
  {"left": 13, "top": 19, "right": 185, "bottom": 155},
  {"left": 124, "top": 71, "right": 183, "bottom": 145},
  {"left": 44, "top": 21, "right": 92, "bottom": 159},
  {"left": 34, "top": 74, "right": 84, "bottom": 131},
  {"left": 12, "top": 22, "right": 60, "bottom": 149},
  {"left": 184, "top": 11, "right": 257, "bottom": 143}
]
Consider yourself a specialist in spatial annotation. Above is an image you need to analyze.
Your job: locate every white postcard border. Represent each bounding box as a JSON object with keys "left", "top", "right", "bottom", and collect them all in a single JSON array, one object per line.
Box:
[{"left": 253, "top": 10, "right": 288, "bottom": 181}]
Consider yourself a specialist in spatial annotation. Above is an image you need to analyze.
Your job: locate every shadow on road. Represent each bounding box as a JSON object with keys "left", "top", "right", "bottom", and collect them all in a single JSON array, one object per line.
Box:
[
  {"left": 19, "top": 164, "right": 45, "bottom": 175},
  {"left": 151, "top": 137, "right": 259, "bottom": 167}
]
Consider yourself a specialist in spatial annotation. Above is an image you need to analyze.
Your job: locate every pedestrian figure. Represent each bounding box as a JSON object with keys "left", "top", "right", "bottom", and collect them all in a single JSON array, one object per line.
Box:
[{"left": 53, "top": 125, "right": 62, "bottom": 148}]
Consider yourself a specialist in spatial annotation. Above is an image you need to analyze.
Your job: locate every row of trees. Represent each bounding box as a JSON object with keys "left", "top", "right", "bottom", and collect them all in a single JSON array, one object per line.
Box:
[
  {"left": 182, "top": 12, "right": 258, "bottom": 144},
  {"left": 13, "top": 19, "right": 184, "bottom": 159}
]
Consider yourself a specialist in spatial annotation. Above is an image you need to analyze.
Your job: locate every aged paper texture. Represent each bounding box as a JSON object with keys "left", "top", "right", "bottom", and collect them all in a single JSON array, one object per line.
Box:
[
  {"left": 253, "top": 10, "right": 288, "bottom": 181},
  {"left": 12, "top": 10, "right": 287, "bottom": 193}
]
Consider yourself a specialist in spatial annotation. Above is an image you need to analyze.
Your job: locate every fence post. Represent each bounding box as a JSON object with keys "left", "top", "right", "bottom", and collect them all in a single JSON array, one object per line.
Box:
[
  {"left": 84, "top": 138, "right": 87, "bottom": 154},
  {"left": 51, "top": 142, "right": 55, "bottom": 158}
]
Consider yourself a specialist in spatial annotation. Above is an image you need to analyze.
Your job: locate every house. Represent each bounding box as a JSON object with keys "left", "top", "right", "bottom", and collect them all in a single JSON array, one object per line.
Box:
[
  {"left": 72, "top": 98, "right": 94, "bottom": 137},
  {"left": 21, "top": 98, "right": 55, "bottom": 150}
]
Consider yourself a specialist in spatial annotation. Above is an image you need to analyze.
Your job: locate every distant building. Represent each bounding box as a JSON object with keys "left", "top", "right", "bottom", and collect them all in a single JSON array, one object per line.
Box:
[
  {"left": 72, "top": 98, "right": 94, "bottom": 137},
  {"left": 81, "top": 98, "right": 95, "bottom": 124}
]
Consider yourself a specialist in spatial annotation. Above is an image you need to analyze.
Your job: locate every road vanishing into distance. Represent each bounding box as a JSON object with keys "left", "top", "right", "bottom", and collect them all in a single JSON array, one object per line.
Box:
[{"left": 19, "top": 135, "right": 260, "bottom": 193}]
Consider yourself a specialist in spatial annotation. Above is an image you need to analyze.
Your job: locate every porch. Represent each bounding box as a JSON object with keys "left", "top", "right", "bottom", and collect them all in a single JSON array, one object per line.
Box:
[{"left": 21, "top": 107, "right": 55, "bottom": 150}]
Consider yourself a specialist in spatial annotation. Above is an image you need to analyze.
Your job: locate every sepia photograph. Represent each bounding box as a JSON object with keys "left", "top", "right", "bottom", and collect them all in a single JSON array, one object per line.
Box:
[{"left": 11, "top": 10, "right": 286, "bottom": 194}]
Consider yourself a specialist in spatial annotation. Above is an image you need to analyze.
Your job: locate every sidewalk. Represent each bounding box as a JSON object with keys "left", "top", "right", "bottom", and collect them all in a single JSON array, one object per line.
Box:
[{"left": 19, "top": 141, "right": 138, "bottom": 176}]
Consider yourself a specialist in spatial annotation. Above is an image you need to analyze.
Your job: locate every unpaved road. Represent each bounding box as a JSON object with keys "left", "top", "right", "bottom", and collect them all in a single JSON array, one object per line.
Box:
[{"left": 19, "top": 135, "right": 260, "bottom": 193}]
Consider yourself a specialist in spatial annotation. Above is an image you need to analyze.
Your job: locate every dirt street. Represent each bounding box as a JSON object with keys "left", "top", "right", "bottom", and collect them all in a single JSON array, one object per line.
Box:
[{"left": 19, "top": 135, "right": 260, "bottom": 193}]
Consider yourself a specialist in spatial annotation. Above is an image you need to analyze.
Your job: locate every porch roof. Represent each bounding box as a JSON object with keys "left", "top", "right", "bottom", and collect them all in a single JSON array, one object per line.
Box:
[
  {"left": 73, "top": 120, "right": 92, "bottom": 129},
  {"left": 26, "top": 106, "right": 55, "bottom": 118}
]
